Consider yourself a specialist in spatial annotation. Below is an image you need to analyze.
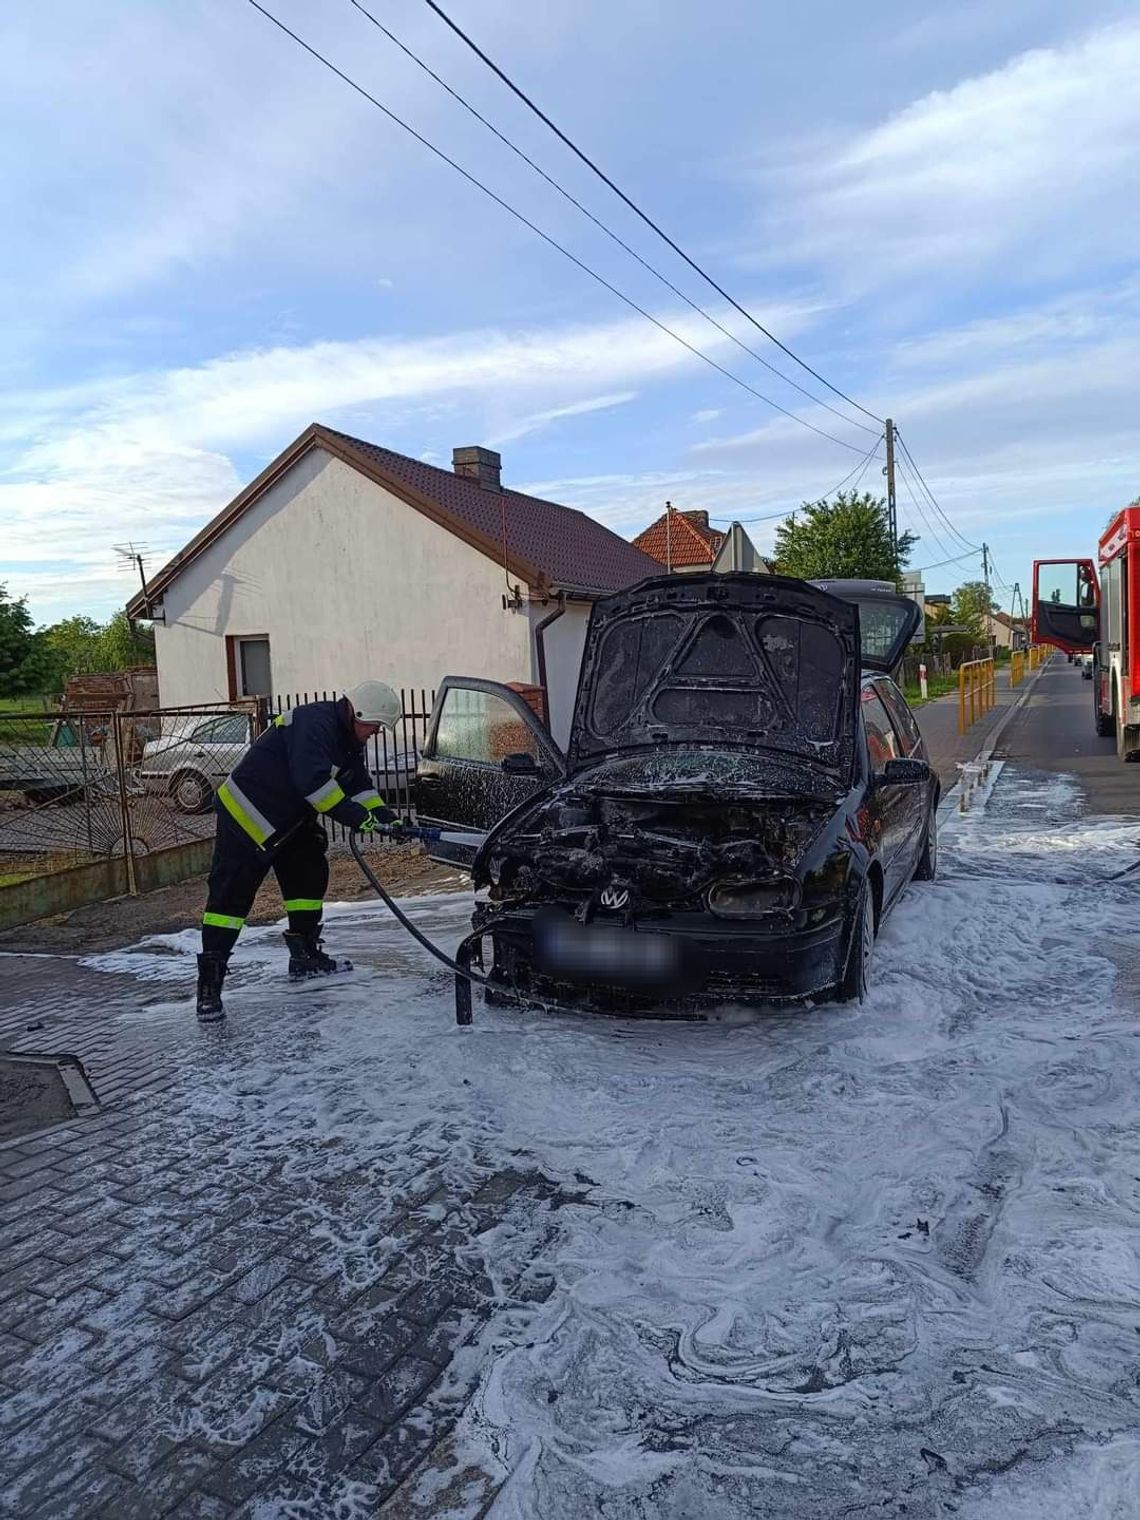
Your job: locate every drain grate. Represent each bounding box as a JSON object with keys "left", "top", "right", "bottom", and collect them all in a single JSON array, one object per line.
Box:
[{"left": 0, "top": 1050, "right": 100, "bottom": 1142}]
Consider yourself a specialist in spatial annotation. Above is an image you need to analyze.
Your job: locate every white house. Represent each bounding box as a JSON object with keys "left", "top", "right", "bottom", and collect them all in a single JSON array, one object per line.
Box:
[{"left": 127, "top": 424, "right": 659, "bottom": 748}]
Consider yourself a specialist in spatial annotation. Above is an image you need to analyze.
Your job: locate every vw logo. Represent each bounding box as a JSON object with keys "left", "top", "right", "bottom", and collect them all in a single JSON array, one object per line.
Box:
[{"left": 600, "top": 885, "right": 630, "bottom": 911}]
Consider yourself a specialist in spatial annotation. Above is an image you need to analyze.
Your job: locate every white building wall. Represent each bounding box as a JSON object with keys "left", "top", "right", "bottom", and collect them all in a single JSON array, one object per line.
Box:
[
  {"left": 153, "top": 450, "right": 533, "bottom": 707},
  {"left": 529, "top": 600, "right": 592, "bottom": 750}
]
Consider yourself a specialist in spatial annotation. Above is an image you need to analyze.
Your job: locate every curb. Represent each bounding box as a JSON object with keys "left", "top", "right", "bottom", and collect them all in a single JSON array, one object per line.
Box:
[{"left": 936, "top": 659, "right": 1052, "bottom": 825}]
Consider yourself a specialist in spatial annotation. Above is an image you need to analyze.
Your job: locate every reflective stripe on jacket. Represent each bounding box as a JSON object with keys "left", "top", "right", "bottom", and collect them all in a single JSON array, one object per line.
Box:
[{"left": 217, "top": 699, "right": 384, "bottom": 849}]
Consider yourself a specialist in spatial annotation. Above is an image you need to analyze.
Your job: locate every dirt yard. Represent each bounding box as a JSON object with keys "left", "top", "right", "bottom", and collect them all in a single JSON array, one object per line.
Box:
[{"left": 0, "top": 844, "right": 464, "bottom": 954}]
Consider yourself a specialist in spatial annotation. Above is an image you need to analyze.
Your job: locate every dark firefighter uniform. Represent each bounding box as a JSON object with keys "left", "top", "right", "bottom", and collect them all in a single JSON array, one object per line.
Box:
[{"left": 200, "top": 698, "right": 395, "bottom": 967}]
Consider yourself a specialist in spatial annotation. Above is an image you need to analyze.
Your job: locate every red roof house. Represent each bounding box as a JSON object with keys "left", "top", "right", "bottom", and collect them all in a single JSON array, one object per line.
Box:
[{"left": 633, "top": 506, "right": 726, "bottom": 571}]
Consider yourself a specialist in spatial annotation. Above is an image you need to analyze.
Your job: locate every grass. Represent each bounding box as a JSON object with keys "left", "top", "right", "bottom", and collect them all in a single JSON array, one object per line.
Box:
[
  {"left": 0, "top": 696, "right": 56, "bottom": 715},
  {"left": 903, "top": 674, "right": 959, "bottom": 708},
  {"left": 0, "top": 696, "right": 58, "bottom": 744}
]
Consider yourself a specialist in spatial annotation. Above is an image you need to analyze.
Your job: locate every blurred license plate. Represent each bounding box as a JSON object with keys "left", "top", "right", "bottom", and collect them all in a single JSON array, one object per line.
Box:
[{"left": 533, "top": 912, "right": 680, "bottom": 987}]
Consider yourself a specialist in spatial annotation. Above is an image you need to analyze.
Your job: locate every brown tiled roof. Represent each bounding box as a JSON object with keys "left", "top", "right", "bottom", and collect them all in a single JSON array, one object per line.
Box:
[
  {"left": 633, "top": 508, "right": 725, "bottom": 568},
  {"left": 322, "top": 428, "right": 659, "bottom": 596},
  {"left": 128, "top": 423, "right": 660, "bottom": 616}
]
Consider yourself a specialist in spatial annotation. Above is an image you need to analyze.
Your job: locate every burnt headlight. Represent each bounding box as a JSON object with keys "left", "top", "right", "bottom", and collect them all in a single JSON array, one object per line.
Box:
[{"left": 707, "top": 879, "right": 799, "bottom": 919}]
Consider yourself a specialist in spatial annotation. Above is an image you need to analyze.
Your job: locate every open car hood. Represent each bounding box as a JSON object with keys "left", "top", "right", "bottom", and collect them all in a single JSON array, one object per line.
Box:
[{"left": 568, "top": 573, "right": 860, "bottom": 785}]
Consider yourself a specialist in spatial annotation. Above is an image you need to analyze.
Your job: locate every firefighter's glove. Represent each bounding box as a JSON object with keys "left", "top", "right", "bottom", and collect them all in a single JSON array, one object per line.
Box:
[
  {"left": 370, "top": 804, "right": 399, "bottom": 827},
  {"left": 355, "top": 815, "right": 378, "bottom": 836}
]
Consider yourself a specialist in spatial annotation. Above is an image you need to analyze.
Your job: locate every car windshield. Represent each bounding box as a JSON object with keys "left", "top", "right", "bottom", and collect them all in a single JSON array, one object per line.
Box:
[{"left": 577, "top": 749, "right": 841, "bottom": 801}]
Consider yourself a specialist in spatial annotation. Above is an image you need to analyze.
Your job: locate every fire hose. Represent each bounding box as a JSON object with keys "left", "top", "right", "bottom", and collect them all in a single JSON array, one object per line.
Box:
[{"left": 348, "top": 824, "right": 489, "bottom": 1022}]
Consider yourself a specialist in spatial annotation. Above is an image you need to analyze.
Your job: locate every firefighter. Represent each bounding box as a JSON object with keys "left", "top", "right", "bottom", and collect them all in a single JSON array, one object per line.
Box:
[{"left": 195, "top": 681, "right": 403, "bottom": 1021}]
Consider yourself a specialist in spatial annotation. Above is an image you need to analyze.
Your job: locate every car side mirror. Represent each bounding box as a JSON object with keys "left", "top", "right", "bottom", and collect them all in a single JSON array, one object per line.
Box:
[
  {"left": 501, "top": 752, "right": 540, "bottom": 776},
  {"left": 882, "top": 757, "right": 930, "bottom": 785}
]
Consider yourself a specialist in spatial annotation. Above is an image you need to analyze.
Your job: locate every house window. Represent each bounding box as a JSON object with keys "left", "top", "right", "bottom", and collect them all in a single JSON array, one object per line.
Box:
[{"left": 226, "top": 636, "right": 272, "bottom": 699}]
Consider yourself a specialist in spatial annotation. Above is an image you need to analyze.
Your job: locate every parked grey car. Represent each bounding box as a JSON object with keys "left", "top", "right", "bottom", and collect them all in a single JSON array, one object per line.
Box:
[
  {"left": 140, "top": 713, "right": 252, "bottom": 813},
  {"left": 141, "top": 710, "right": 422, "bottom": 816}
]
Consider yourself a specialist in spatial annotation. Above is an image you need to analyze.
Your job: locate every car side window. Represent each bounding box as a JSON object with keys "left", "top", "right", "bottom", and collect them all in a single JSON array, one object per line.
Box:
[
  {"left": 213, "top": 715, "right": 250, "bottom": 744},
  {"left": 861, "top": 687, "right": 901, "bottom": 773},
  {"left": 192, "top": 716, "right": 248, "bottom": 744},
  {"left": 434, "top": 689, "right": 541, "bottom": 765},
  {"left": 875, "top": 679, "right": 922, "bottom": 754}
]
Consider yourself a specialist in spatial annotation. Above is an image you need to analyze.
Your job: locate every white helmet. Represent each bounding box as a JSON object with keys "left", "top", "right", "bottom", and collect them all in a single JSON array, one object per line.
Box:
[{"left": 345, "top": 680, "right": 401, "bottom": 730}]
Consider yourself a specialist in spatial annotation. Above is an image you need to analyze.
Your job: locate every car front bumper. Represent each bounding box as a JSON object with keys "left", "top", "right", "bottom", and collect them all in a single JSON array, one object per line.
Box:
[{"left": 457, "top": 903, "right": 852, "bottom": 1018}]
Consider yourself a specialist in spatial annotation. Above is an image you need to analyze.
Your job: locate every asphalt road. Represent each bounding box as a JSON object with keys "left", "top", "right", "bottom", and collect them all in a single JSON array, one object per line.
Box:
[{"left": 997, "top": 657, "right": 1140, "bottom": 817}]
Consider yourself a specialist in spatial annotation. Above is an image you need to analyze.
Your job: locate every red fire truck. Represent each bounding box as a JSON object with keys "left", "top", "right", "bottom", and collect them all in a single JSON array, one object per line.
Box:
[{"left": 1032, "top": 502, "right": 1140, "bottom": 758}]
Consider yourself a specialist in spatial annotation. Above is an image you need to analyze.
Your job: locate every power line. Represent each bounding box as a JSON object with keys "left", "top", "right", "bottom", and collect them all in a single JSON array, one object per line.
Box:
[
  {"left": 894, "top": 432, "right": 980, "bottom": 553},
  {"left": 896, "top": 452, "right": 955, "bottom": 562},
  {"left": 987, "top": 551, "right": 1012, "bottom": 589},
  {"left": 711, "top": 507, "right": 797, "bottom": 526},
  {"left": 246, "top": 0, "right": 870, "bottom": 457},
  {"left": 710, "top": 433, "right": 885, "bottom": 527},
  {"left": 913, "top": 547, "right": 984, "bottom": 574},
  {"left": 895, "top": 432, "right": 976, "bottom": 551},
  {"left": 824, "top": 433, "right": 885, "bottom": 498},
  {"left": 420, "top": 0, "right": 885, "bottom": 427},
  {"left": 348, "top": 0, "right": 879, "bottom": 439},
  {"left": 848, "top": 438, "right": 883, "bottom": 496}
]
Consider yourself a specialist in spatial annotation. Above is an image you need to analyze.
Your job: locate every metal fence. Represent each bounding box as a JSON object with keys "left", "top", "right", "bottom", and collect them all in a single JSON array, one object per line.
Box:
[
  {"left": 0, "top": 689, "right": 437, "bottom": 905},
  {"left": 271, "top": 688, "right": 436, "bottom": 848}
]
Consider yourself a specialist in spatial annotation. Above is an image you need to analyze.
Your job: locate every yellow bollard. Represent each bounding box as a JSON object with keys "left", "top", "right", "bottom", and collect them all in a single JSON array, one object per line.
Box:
[{"left": 958, "top": 657, "right": 996, "bottom": 734}]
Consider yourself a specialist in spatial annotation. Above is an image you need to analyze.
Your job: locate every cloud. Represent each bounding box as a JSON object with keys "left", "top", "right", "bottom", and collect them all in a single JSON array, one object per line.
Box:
[
  {"left": 488, "top": 392, "right": 637, "bottom": 446},
  {"left": 691, "top": 408, "right": 722, "bottom": 424},
  {"left": 767, "top": 20, "right": 1140, "bottom": 288},
  {"left": 1, "top": 303, "right": 822, "bottom": 621}
]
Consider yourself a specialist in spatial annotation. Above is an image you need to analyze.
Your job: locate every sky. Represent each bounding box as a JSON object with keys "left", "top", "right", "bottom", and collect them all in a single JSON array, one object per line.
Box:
[{"left": 3, "top": 0, "right": 1139, "bottom": 625}]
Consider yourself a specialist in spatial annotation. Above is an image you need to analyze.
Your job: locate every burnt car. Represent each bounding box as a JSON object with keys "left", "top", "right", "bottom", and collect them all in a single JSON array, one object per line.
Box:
[{"left": 415, "top": 573, "right": 937, "bottom": 1019}]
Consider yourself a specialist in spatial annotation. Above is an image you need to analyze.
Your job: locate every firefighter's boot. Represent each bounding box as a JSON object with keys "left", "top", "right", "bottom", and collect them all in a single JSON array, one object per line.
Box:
[
  {"left": 195, "top": 953, "right": 228, "bottom": 1022},
  {"left": 284, "top": 930, "right": 353, "bottom": 980}
]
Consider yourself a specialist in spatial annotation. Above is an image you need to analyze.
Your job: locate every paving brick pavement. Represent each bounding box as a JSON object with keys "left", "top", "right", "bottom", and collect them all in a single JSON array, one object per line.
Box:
[{"left": 0, "top": 943, "right": 559, "bottom": 1517}]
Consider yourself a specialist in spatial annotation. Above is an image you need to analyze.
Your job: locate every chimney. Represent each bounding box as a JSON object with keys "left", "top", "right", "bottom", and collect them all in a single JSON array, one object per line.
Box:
[
  {"left": 452, "top": 445, "right": 502, "bottom": 491},
  {"left": 680, "top": 509, "right": 710, "bottom": 529}
]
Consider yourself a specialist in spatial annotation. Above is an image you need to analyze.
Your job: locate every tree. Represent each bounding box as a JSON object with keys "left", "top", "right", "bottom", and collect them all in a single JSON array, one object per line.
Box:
[
  {"left": 0, "top": 584, "right": 56, "bottom": 697},
  {"left": 41, "top": 616, "right": 103, "bottom": 682},
  {"left": 772, "top": 491, "right": 917, "bottom": 583},
  {"left": 97, "top": 612, "right": 154, "bottom": 670},
  {"left": 951, "top": 580, "right": 998, "bottom": 637},
  {"left": 40, "top": 611, "right": 155, "bottom": 686}
]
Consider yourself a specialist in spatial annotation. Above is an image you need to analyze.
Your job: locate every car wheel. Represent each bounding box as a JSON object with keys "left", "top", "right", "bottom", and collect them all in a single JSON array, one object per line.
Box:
[
  {"left": 913, "top": 811, "right": 937, "bottom": 881},
  {"left": 170, "top": 769, "right": 214, "bottom": 814},
  {"left": 838, "top": 884, "right": 874, "bottom": 1003}
]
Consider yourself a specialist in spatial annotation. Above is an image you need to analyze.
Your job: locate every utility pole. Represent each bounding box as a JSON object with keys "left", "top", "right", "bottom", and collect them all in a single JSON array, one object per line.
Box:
[
  {"left": 884, "top": 418, "right": 898, "bottom": 565},
  {"left": 982, "top": 542, "right": 994, "bottom": 655},
  {"left": 665, "top": 500, "right": 674, "bottom": 573}
]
